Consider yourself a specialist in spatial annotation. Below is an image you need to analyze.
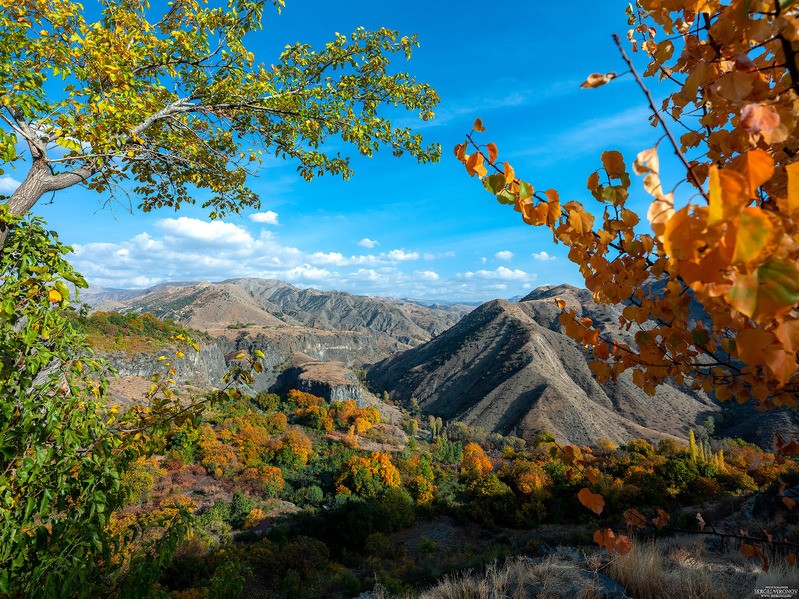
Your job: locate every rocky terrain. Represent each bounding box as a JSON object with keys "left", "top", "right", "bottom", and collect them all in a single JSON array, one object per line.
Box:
[
  {"left": 87, "top": 278, "right": 794, "bottom": 447},
  {"left": 84, "top": 278, "right": 468, "bottom": 405},
  {"left": 368, "top": 284, "right": 720, "bottom": 446}
]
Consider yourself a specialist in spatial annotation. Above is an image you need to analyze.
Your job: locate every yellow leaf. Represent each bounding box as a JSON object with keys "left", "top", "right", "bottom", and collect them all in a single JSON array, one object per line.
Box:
[
  {"left": 708, "top": 166, "right": 749, "bottom": 226},
  {"left": 580, "top": 72, "right": 617, "bottom": 88},
  {"left": 48, "top": 289, "right": 62, "bottom": 303},
  {"left": 726, "top": 258, "right": 799, "bottom": 323},
  {"left": 731, "top": 207, "right": 774, "bottom": 265}
]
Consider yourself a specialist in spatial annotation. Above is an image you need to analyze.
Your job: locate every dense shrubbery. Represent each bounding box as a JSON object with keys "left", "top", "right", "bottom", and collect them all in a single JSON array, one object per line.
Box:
[
  {"left": 71, "top": 311, "right": 211, "bottom": 354},
  {"left": 124, "top": 385, "right": 799, "bottom": 597}
]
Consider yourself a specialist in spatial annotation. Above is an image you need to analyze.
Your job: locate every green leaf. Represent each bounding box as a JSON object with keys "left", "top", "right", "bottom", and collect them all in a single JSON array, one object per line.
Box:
[
  {"left": 727, "top": 257, "right": 799, "bottom": 323},
  {"left": 483, "top": 173, "right": 506, "bottom": 194}
]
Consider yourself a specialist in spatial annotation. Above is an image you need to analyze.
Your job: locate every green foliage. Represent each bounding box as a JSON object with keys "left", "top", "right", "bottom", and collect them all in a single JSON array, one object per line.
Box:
[
  {"left": 229, "top": 491, "right": 254, "bottom": 530},
  {"left": 72, "top": 310, "right": 210, "bottom": 354},
  {"left": 1, "top": 1, "right": 440, "bottom": 220},
  {"left": 253, "top": 391, "right": 281, "bottom": 412},
  {"left": 0, "top": 212, "right": 190, "bottom": 597}
]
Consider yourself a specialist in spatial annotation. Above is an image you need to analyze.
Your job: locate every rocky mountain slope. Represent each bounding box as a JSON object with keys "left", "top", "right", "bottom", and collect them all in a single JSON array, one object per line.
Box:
[
  {"left": 85, "top": 278, "right": 466, "bottom": 360},
  {"left": 85, "top": 278, "right": 469, "bottom": 403},
  {"left": 368, "top": 284, "right": 719, "bottom": 446}
]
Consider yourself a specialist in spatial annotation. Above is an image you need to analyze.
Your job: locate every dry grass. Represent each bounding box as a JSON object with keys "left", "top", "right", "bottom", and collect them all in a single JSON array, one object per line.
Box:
[
  {"left": 413, "top": 535, "right": 799, "bottom": 599},
  {"left": 607, "top": 535, "right": 795, "bottom": 599},
  {"left": 416, "top": 555, "right": 604, "bottom": 599}
]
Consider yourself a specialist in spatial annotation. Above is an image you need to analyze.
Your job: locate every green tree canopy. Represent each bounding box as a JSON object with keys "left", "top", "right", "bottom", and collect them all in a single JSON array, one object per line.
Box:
[{"left": 0, "top": 0, "right": 440, "bottom": 241}]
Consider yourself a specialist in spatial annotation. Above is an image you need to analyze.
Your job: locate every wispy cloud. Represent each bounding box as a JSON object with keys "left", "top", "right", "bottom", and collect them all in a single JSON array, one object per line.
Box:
[
  {"left": 357, "top": 237, "right": 379, "bottom": 248},
  {"left": 532, "top": 251, "right": 556, "bottom": 261}
]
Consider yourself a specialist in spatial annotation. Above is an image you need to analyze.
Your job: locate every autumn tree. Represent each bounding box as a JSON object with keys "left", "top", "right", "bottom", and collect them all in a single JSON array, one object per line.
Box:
[
  {"left": 0, "top": 0, "right": 440, "bottom": 246},
  {"left": 457, "top": 0, "right": 799, "bottom": 409}
]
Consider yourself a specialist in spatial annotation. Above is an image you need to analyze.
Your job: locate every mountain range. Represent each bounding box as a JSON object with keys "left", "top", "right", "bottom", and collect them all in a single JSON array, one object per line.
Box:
[{"left": 84, "top": 277, "right": 793, "bottom": 447}]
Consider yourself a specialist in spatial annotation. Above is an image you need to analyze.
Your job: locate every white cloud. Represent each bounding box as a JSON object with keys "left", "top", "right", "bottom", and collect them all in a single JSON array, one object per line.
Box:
[
  {"left": 69, "top": 218, "right": 540, "bottom": 301},
  {"left": 0, "top": 176, "right": 21, "bottom": 194},
  {"left": 463, "top": 266, "right": 535, "bottom": 281},
  {"left": 249, "top": 211, "right": 279, "bottom": 225},
  {"left": 495, "top": 250, "right": 514, "bottom": 261},
  {"left": 532, "top": 251, "right": 557, "bottom": 261},
  {"left": 416, "top": 270, "right": 440, "bottom": 281},
  {"left": 384, "top": 249, "right": 419, "bottom": 262},
  {"left": 357, "top": 237, "right": 379, "bottom": 248},
  {"left": 155, "top": 217, "right": 252, "bottom": 246}
]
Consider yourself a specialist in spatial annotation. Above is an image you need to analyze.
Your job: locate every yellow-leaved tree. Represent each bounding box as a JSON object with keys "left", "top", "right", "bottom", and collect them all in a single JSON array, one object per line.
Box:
[
  {"left": 458, "top": 0, "right": 799, "bottom": 412},
  {"left": 457, "top": 0, "right": 799, "bottom": 560}
]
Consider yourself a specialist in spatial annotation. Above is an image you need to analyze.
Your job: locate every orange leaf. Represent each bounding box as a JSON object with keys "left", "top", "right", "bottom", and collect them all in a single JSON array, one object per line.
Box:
[
  {"left": 454, "top": 143, "right": 467, "bottom": 161},
  {"left": 465, "top": 152, "right": 484, "bottom": 178},
  {"left": 555, "top": 298, "right": 567, "bottom": 310},
  {"left": 662, "top": 205, "right": 707, "bottom": 261},
  {"left": 602, "top": 528, "right": 616, "bottom": 553},
  {"left": 473, "top": 118, "right": 485, "bottom": 132},
  {"left": 783, "top": 496, "right": 797, "bottom": 510},
  {"left": 578, "top": 487, "right": 605, "bottom": 515},
  {"left": 615, "top": 535, "right": 633, "bottom": 556},
  {"left": 740, "top": 543, "right": 758, "bottom": 558},
  {"left": 764, "top": 345, "right": 797, "bottom": 386},
  {"left": 775, "top": 319, "right": 799, "bottom": 354},
  {"left": 593, "top": 529, "right": 605, "bottom": 547},
  {"left": 601, "top": 150, "right": 626, "bottom": 178},
  {"left": 567, "top": 206, "right": 595, "bottom": 235},
  {"left": 786, "top": 162, "right": 799, "bottom": 213},
  {"left": 486, "top": 142, "right": 498, "bottom": 163},
  {"left": 503, "top": 161, "right": 515, "bottom": 184},
  {"left": 740, "top": 104, "right": 781, "bottom": 134},
  {"left": 544, "top": 189, "right": 561, "bottom": 226},
  {"left": 731, "top": 149, "right": 774, "bottom": 198},
  {"left": 735, "top": 328, "right": 774, "bottom": 369},
  {"left": 652, "top": 508, "right": 670, "bottom": 530},
  {"left": 586, "top": 171, "right": 600, "bottom": 191},
  {"left": 624, "top": 508, "right": 647, "bottom": 530},
  {"left": 711, "top": 71, "right": 754, "bottom": 102},
  {"left": 580, "top": 72, "right": 617, "bottom": 88}
]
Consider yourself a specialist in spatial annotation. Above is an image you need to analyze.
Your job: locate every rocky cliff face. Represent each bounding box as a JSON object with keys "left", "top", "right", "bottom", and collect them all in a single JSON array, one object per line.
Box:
[
  {"left": 108, "top": 341, "right": 228, "bottom": 387},
  {"left": 278, "top": 353, "right": 402, "bottom": 424},
  {"left": 368, "top": 286, "right": 719, "bottom": 446}
]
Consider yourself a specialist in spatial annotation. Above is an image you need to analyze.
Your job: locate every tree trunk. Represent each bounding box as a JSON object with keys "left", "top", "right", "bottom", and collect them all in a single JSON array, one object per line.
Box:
[{"left": 0, "top": 158, "right": 94, "bottom": 249}]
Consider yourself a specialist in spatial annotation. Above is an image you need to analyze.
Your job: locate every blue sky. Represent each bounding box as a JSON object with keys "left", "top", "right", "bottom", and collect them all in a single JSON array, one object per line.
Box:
[{"left": 5, "top": 0, "right": 673, "bottom": 301}]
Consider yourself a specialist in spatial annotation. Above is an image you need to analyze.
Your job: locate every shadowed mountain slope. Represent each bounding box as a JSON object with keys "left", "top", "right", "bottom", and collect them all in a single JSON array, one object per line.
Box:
[{"left": 368, "top": 286, "right": 718, "bottom": 445}]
